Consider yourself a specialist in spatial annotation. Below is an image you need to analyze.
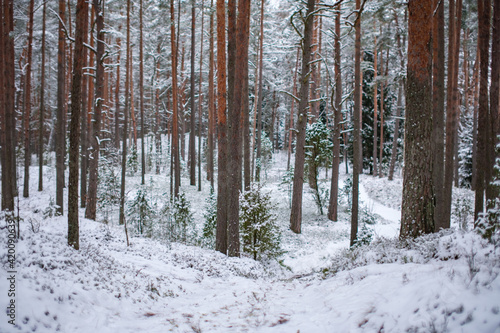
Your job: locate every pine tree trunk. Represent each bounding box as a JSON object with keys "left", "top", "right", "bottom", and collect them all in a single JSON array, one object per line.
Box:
[
  {"left": 432, "top": 0, "right": 445, "bottom": 229},
  {"left": 80, "top": 3, "right": 89, "bottom": 207},
  {"left": 68, "top": 0, "right": 88, "bottom": 250},
  {"left": 56, "top": 0, "right": 66, "bottom": 215},
  {"left": 39, "top": 0, "right": 46, "bottom": 192},
  {"left": 207, "top": 0, "right": 215, "bottom": 188},
  {"left": 86, "top": 0, "right": 105, "bottom": 220},
  {"left": 189, "top": 0, "right": 196, "bottom": 186},
  {"left": 372, "top": 35, "right": 378, "bottom": 177},
  {"left": 401, "top": 0, "right": 434, "bottom": 238},
  {"left": 115, "top": 34, "right": 121, "bottom": 150},
  {"left": 198, "top": 0, "right": 204, "bottom": 191},
  {"left": 379, "top": 48, "right": 388, "bottom": 178},
  {"left": 227, "top": 0, "right": 250, "bottom": 257},
  {"left": 171, "top": 0, "right": 181, "bottom": 197},
  {"left": 1, "top": 0, "right": 16, "bottom": 211},
  {"left": 140, "top": 0, "right": 146, "bottom": 185},
  {"left": 23, "top": 0, "right": 34, "bottom": 198},
  {"left": 215, "top": 0, "right": 228, "bottom": 254},
  {"left": 255, "top": 0, "right": 264, "bottom": 182},
  {"left": 287, "top": 47, "right": 300, "bottom": 171},
  {"left": 119, "top": 0, "right": 132, "bottom": 226},
  {"left": 443, "top": 0, "right": 462, "bottom": 229},
  {"left": 488, "top": 0, "right": 500, "bottom": 201},
  {"left": 474, "top": 0, "right": 491, "bottom": 221},
  {"left": 328, "top": 4, "right": 342, "bottom": 222},
  {"left": 351, "top": 0, "right": 363, "bottom": 245},
  {"left": 388, "top": 10, "right": 406, "bottom": 181},
  {"left": 290, "top": 0, "right": 316, "bottom": 234}
]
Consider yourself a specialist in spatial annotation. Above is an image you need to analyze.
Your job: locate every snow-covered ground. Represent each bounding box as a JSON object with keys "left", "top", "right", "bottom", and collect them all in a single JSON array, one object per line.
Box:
[{"left": 1, "top": 150, "right": 500, "bottom": 332}]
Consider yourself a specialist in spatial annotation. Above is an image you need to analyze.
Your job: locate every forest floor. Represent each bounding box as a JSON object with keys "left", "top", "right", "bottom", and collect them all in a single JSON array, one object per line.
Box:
[{"left": 1, "top": 150, "right": 500, "bottom": 332}]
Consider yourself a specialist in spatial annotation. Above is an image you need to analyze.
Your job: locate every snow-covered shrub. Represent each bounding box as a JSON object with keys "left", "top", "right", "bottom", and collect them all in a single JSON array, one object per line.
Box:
[
  {"left": 172, "top": 192, "right": 195, "bottom": 244},
  {"left": 453, "top": 195, "right": 473, "bottom": 231},
  {"left": 279, "top": 168, "right": 294, "bottom": 209},
  {"left": 255, "top": 133, "right": 273, "bottom": 179},
  {"left": 340, "top": 176, "right": 353, "bottom": 208},
  {"left": 476, "top": 154, "right": 500, "bottom": 245},
  {"left": 43, "top": 197, "right": 59, "bottom": 219},
  {"left": 240, "top": 184, "right": 283, "bottom": 261},
  {"left": 360, "top": 205, "right": 376, "bottom": 225},
  {"left": 201, "top": 189, "right": 217, "bottom": 249},
  {"left": 154, "top": 200, "right": 172, "bottom": 243},
  {"left": 305, "top": 120, "right": 332, "bottom": 208},
  {"left": 127, "top": 145, "right": 138, "bottom": 175},
  {"left": 97, "top": 158, "right": 121, "bottom": 223},
  {"left": 458, "top": 111, "right": 474, "bottom": 188},
  {"left": 353, "top": 223, "right": 373, "bottom": 247},
  {"left": 127, "top": 187, "right": 156, "bottom": 237}
]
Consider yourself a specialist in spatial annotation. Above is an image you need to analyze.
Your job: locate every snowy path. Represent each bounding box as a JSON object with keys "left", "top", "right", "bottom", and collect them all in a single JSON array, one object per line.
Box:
[{"left": 359, "top": 176, "right": 401, "bottom": 238}]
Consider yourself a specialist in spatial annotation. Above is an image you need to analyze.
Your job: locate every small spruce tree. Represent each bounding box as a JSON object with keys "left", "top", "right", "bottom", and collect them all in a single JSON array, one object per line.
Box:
[
  {"left": 202, "top": 188, "right": 217, "bottom": 248},
  {"left": 127, "top": 187, "right": 155, "bottom": 237},
  {"left": 240, "top": 184, "right": 283, "bottom": 261},
  {"left": 172, "top": 192, "right": 195, "bottom": 243}
]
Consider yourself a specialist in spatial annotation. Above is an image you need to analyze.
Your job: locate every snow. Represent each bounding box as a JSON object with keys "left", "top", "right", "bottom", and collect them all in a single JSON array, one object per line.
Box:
[{"left": 1, "top": 150, "right": 500, "bottom": 332}]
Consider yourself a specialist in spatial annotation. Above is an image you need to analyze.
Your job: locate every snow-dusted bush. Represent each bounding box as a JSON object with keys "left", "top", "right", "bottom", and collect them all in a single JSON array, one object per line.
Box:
[
  {"left": 97, "top": 156, "right": 121, "bottom": 223},
  {"left": 43, "top": 197, "right": 59, "bottom": 219},
  {"left": 321, "top": 230, "right": 500, "bottom": 283},
  {"left": 452, "top": 194, "right": 473, "bottom": 231},
  {"left": 305, "top": 120, "right": 332, "bottom": 214},
  {"left": 240, "top": 184, "right": 283, "bottom": 261},
  {"left": 279, "top": 167, "right": 294, "bottom": 208},
  {"left": 353, "top": 223, "right": 373, "bottom": 247},
  {"left": 127, "top": 145, "right": 139, "bottom": 175},
  {"left": 127, "top": 187, "right": 156, "bottom": 237},
  {"left": 201, "top": 189, "right": 217, "bottom": 249},
  {"left": 172, "top": 192, "right": 196, "bottom": 244}
]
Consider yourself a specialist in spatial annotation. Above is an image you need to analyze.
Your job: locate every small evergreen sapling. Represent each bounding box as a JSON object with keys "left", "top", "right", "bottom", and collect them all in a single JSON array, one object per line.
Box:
[
  {"left": 240, "top": 184, "right": 283, "bottom": 261},
  {"left": 172, "top": 192, "right": 195, "bottom": 244},
  {"left": 127, "top": 187, "right": 155, "bottom": 237},
  {"left": 202, "top": 189, "right": 217, "bottom": 248},
  {"left": 305, "top": 120, "right": 332, "bottom": 214},
  {"left": 127, "top": 145, "right": 139, "bottom": 175}
]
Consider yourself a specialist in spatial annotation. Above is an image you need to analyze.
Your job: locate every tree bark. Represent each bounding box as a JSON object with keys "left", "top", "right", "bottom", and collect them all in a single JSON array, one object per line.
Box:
[
  {"left": 475, "top": 0, "right": 491, "bottom": 221},
  {"left": 80, "top": 2, "right": 90, "bottom": 207},
  {"left": 328, "top": 4, "right": 342, "bottom": 222},
  {"left": 287, "top": 48, "right": 300, "bottom": 172},
  {"left": 140, "top": 0, "right": 146, "bottom": 185},
  {"left": 56, "top": 0, "right": 66, "bottom": 215},
  {"left": 207, "top": 0, "right": 215, "bottom": 189},
  {"left": 85, "top": 0, "right": 105, "bottom": 220},
  {"left": 488, "top": 0, "right": 500, "bottom": 201},
  {"left": 115, "top": 33, "right": 121, "bottom": 150},
  {"left": 351, "top": 0, "right": 363, "bottom": 245},
  {"left": 68, "top": 0, "right": 88, "bottom": 250},
  {"left": 227, "top": 0, "right": 250, "bottom": 257},
  {"left": 119, "top": 0, "right": 132, "bottom": 226},
  {"left": 189, "top": 0, "right": 196, "bottom": 186},
  {"left": 401, "top": 0, "right": 434, "bottom": 238},
  {"left": 38, "top": 0, "right": 46, "bottom": 192},
  {"left": 290, "top": 0, "right": 316, "bottom": 234},
  {"left": 255, "top": 0, "right": 265, "bottom": 182},
  {"left": 216, "top": 0, "right": 228, "bottom": 254},
  {"left": 23, "top": 0, "right": 34, "bottom": 198},
  {"left": 1, "top": 0, "right": 16, "bottom": 211},
  {"left": 442, "top": 0, "right": 462, "bottom": 229},
  {"left": 198, "top": 0, "right": 205, "bottom": 191},
  {"left": 171, "top": 0, "right": 181, "bottom": 197},
  {"left": 432, "top": 0, "right": 445, "bottom": 230},
  {"left": 372, "top": 34, "right": 378, "bottom": 177}
]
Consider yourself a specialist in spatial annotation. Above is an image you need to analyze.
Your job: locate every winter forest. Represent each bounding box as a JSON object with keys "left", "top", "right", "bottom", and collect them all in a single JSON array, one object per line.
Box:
[{"left": 1, "top": 0, "right": 500, "bottom": 331}]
